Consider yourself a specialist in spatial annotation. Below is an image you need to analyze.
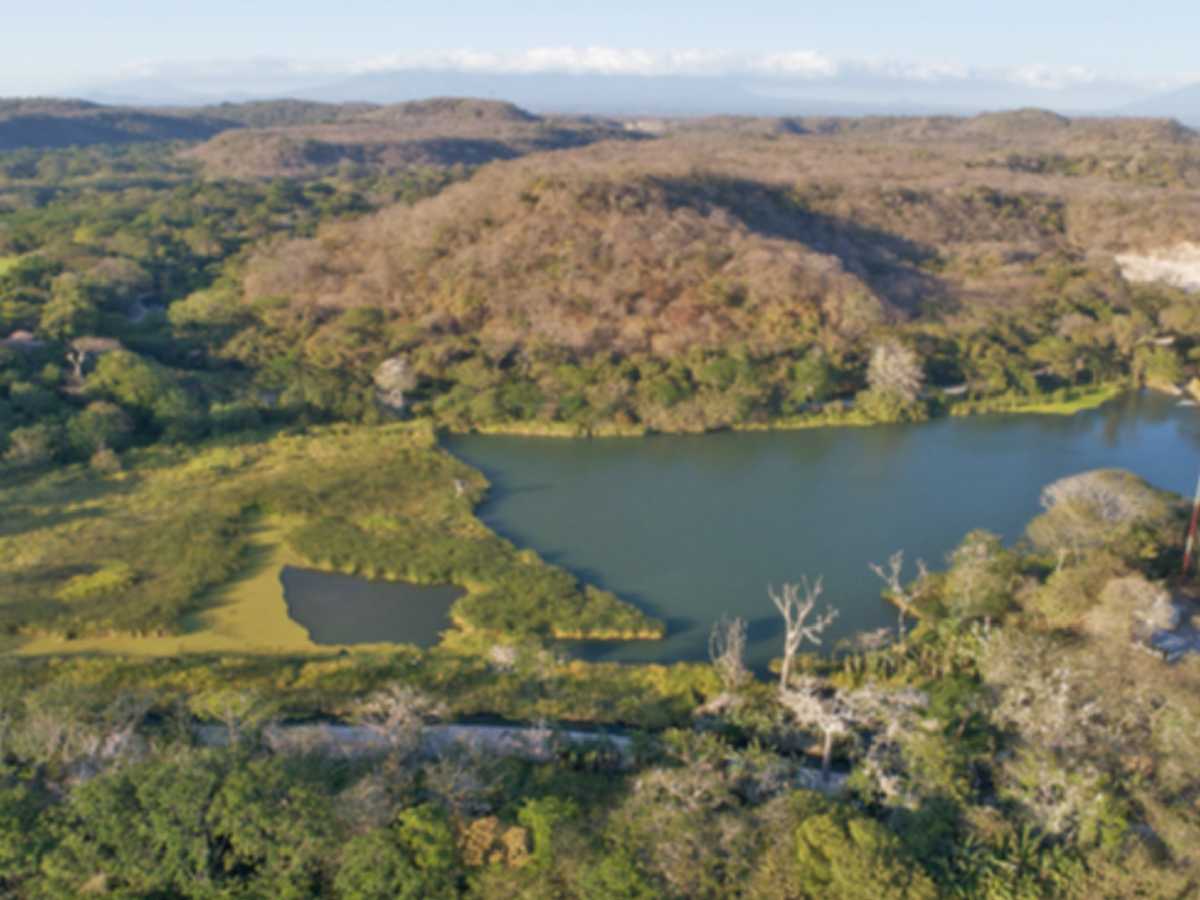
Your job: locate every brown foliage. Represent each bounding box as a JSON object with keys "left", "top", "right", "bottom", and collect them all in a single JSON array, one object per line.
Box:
[{"left": 241, "top": 113, "right": 1200, "bottom": 363}]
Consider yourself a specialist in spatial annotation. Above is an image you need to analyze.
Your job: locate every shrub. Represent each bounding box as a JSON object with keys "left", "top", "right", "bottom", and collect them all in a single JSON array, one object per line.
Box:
[{"left": 55, "top": 563, "right": 136, "bottom": 603}]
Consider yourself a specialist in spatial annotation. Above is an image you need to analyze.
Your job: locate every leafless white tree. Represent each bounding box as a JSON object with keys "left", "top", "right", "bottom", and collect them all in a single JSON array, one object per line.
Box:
[
  {"left": 1084, "top": 575, "right": 1178, "bottom": 644},
  {"left": 66, "top": 336, "right": 122, "bottom": 380},
  {"left": 781, "top": 678, "right": 931, "bottom": 793},
  {"left": 15, "top": 691, "right": 153, "bottom": 782},
  {"left": 356, "top": 685, "right": 444, "bottom": 759},
  {"left": 869, "top": 550, "right": 927, "bottom": 641},
  {"left": 422, "top": 750, "right": 495, "bottom": 818},
  {"left": 372, "top": 354, "right": 417, "bottom": 413},
  {"left": 708, "top": 614, "right": 750, "bottom": 692},
  {"left": 1042, "top": 471, "right": 1155, "bottom": 523},
  {"left": 769, "top": 578, "right": 838, "bottom": 692},
  {"left": 487, "top": 643, "right": 519, "bottom": 672},
  {"left": 779, "top": 677, "right": 853, "bottom": 781},
  {"left": 867, "top": 340, "right": 924, "bottom": 404},
  {"left": 838, "top": 685, "right": 930, "bottom": 803},
  {"left": 1030, "top": 470, "right": 1168, "bottom": 563}
]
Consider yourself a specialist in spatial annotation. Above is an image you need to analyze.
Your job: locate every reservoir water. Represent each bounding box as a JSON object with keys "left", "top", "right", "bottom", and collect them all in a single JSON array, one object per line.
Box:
[
  {"left": 447, "top": 392, "right": 1199, "bottom": 670},
  {"left": 281, "top": 566, "right": 462, "bottom": 646}
]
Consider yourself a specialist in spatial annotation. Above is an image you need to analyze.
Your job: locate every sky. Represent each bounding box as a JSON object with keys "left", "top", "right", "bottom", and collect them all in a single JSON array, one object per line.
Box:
[{"left": 4, "top": 1, "right": 1199, "bottom": 109}]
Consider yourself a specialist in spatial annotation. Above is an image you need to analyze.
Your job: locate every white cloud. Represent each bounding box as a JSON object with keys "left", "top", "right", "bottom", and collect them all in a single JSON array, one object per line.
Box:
[
  {"left": 753, "top": 51, "right": 839, "bottom": 78},
  {"left": 1006, "top": 63, "right": 1099, "bottom": 91},
  {"left": 354, "top": 47, "right": 743, "bottom": 77},
  {"left": 347, "top": 49, "right": 1161, "bottom": 96},
  {"left": 99, "top": 48, "right": 1186, "bottom": 109},
  {"left": 355, "top": 47, "right": 949, "bottom": 81},
  {"left": 856, "top": 59, "right": 971, "bottom": 83}
]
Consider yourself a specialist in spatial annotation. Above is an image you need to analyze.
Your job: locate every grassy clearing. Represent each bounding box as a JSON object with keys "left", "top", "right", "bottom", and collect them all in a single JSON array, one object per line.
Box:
[
  {"left": 462, "top": 421, "right": 649, "bottom": 438},
  {"left": 948, "top": 382, "right": 1126, "bottom": 417},
  {"left": 0, "top": 255, "right": 18, "bottom": 277},
  {"left": 732, "top": 407, "right": 876, "bottom": 432},
  {"left": 15, "top": 522, "right": 320, "bottom": 656}
]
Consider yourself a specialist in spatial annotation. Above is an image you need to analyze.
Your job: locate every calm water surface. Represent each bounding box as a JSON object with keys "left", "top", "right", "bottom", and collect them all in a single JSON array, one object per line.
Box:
[
  {"left": 281, "top": 566, "right": 462, "bottom": 646},
  {"left": 447, "top": 393, "right": 1199, "bottom": 670}
]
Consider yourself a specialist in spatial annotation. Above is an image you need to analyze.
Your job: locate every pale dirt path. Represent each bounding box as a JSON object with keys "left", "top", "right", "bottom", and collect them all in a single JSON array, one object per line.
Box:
[{"left": 196, "top": 721, "right": 634, "bottom": 765}]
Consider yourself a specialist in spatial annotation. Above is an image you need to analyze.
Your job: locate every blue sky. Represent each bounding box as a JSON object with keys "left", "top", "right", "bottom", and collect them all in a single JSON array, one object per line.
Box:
[{"left": 4, "top": 1, "right": 1198, "bottom": 104}]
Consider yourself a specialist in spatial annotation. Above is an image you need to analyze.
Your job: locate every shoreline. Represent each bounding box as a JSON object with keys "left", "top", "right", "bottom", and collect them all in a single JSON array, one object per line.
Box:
[{"left": 441, "top": 381, "right": 1137, "bottom": 441}]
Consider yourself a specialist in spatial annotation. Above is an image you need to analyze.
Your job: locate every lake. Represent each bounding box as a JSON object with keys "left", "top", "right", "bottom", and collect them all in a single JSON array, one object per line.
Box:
[{"left": 447, "top": 392, "right": 1199, "bottom": 670}]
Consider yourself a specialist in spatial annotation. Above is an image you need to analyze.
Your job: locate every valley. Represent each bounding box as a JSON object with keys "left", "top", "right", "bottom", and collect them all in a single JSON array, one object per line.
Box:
[{"left": 2, "top": 95, "right": 1200, "bottom": 898}]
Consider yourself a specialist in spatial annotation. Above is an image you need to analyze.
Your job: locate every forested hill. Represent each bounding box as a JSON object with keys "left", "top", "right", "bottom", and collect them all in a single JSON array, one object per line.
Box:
[
  {"left": 3, "top": 100, "right": 1200, "bottom": 449},
  {"left": 0, "top": 98, "right": 229, "bottom": 149},
  {"left": 182, "top": 98, "right": 634, "bottom": 177},
  {"left": 0, "top": 96, "right": 633, "bottom": 173},
  {"left": 243, "top": 112, "right": 1200, "bottom": 359},
  {"left": 646, "top": 107, "right": 1197, "bottom": 148}
]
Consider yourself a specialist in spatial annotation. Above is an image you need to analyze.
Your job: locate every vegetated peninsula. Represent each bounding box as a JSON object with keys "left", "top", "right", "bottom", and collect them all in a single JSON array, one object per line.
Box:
[{"left": 2, "top": 97, "right": 1200, "bottom": 898}]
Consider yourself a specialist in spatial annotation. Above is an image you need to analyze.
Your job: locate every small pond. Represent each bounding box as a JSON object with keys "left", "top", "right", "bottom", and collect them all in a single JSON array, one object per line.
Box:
[
  {"left": 447, "top": 392, "right": 1199, "bottom": 670},
  {"left": 280, "top": 566, "right": 462, "bottom": 646}
]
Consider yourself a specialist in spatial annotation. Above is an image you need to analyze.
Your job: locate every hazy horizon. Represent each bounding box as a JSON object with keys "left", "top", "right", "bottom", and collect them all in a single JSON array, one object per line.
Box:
[{"left": 5, "top": 1, "right": 1200, "bottom": 118}]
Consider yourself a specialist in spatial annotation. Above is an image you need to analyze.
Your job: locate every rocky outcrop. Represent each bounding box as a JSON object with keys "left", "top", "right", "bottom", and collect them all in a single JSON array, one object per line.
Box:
[{"left": 1116, "top": 243, "right": 1200, "bottom": 292}]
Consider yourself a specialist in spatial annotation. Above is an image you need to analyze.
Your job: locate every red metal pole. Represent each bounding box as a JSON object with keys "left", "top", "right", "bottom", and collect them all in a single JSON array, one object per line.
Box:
[{"left": 1183, "top": 472, "right": 1200, "bottom": 577}]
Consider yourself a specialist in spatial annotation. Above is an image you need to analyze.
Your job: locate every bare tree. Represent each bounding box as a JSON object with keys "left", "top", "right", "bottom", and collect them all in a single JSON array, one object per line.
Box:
[
  {"left": 781, "top": 678, "right": 932, "bottom": 792},
  {"left": 66, "top": 336, "right": 122, "bottom": 381},
  {"left": 779, "top": 677, "right": 853, "bottom": 781},
  {"left": 372, "top": 354, "right": 417, "bottom": 413},
  {"left": 1084, "top": 575, "right": 1178, "bottom": 645},
  {"left": 1028, "top": 469, "right": 1170, "bottom": 563},
  {"left": 869, "top": 550, "right": 927, "bottom": 643},
  {"left": 1043, "top": 471, "right": 1153, "bottom": 523},
  {"left": 867, "top": 340, "right": 924, "bottom": 404},
  {"left": 839, "top": 685, "right": 931, "bottom": 802},
  {"left": 769, "top": 578, "right": 838, "bottom": 692},
  {"left": 423, "top": 749, "right": 496, "bottom": 819},
  {"left": 356, "top": 685, "right": 444, "bottom": 759},
  {"left": 708, "top": 614, "right": 750, "bottom": 692}
]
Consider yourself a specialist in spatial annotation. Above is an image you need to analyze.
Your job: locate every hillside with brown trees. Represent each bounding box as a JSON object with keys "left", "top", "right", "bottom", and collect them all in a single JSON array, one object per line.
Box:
[{"left": 243, "top": 110, "right": 1200, "bottom": 360}]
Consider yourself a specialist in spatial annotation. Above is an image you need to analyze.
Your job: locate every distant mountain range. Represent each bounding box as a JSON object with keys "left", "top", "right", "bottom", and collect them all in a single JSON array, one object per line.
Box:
[
  {"left": 292, "top": 70, "right": 975, "bottom": 118},
  {"left": 66, "top": 68, "right": 1200, "bottom": 125},
  {"left": 73, "top": 71, "right": 981, "bottom": 119},
  {"left": 1121, "top": 82, "right": 1200, "bottom": 125},
  {"left": 3, "top": 72, "right": 1199, "bottom": 154}
]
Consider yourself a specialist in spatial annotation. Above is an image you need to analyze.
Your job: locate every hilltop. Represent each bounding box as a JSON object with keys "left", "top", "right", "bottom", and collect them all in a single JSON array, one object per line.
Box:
[
  {"left": 0, "top": 98, "right": 228, "bottom": 149},
  {"left": 182, "top": 98, "right": 633, "bottom": 178},
  {"left": 0, "top": 96, "right": 628, "bottom": 170}
]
